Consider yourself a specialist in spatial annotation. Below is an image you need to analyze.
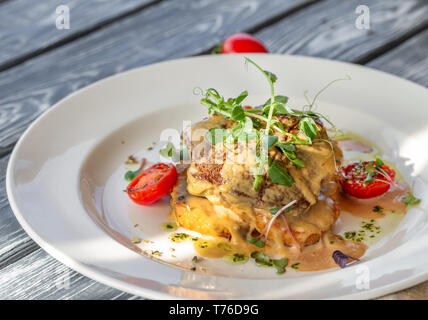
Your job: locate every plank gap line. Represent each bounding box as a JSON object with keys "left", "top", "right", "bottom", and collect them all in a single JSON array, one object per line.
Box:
[{"left": 0, "top": 0, "right": 164, "bottom": 74}]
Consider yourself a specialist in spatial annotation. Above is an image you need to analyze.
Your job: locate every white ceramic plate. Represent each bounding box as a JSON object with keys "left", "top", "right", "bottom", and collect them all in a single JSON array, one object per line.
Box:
[{"left": 6, "top": 54, "right": 428, "bottom": 299}]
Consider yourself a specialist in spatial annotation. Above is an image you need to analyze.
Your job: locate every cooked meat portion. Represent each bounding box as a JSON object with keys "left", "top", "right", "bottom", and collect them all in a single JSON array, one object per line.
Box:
[
  {"left": 171, "top": 172, "right": 340, "bottom": 248},
  {"left": 184, "top": 114, "right": 336, "bottom": 217}
]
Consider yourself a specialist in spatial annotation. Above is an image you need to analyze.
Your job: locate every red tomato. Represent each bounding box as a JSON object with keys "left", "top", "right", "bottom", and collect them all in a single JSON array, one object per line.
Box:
[
  {"left": 340, "top": 161, "right": 395, "bottom": 199},
  {"left": 222, "top": 33, "right": 268, "bottom": 53},
  {"left": 127, "top": 163, "right": 177, "bottom": 205}
]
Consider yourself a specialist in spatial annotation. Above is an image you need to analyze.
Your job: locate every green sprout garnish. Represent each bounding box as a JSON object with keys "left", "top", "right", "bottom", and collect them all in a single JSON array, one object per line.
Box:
[
  {"left": 159, "top": 142, "right": 189, "bottom": 162},
  {"left": 402, "top": 194, "right": 421, "bottom": 205},
  {"left": 197, "top": 57, "right": 343, "bottom": 191},
  {"left": 247, "top": 237, "right": 265, "bottom": 248},
  {"left": 250, "top": 251, "right": 288, "bottom": 274}
]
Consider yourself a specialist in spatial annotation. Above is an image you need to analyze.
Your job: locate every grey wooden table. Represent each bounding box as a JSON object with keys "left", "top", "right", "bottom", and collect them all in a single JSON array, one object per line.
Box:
[{"left": 0, "top": 0, "right": 427, "bottom": 300}]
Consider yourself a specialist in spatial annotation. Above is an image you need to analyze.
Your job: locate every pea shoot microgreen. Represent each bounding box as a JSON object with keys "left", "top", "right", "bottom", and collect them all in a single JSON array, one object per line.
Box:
[
  {"left": 159, "top": 142, "right": 189, "bottom": 162},
  {"left": 250, "top": 251, "right": 288, "bottom": 274},
  {"left": 196, "top": 57, "right": 341, "bottom": 191},
  {"left": 268, "top": 160, "right": 294, "bottom": 187},
  {"left": 124, "top": 158, "right": 146, "bottom": 181},
  {"left": 247, "top": 237, "right": 265, "bottom": 248},
  {"left": 402, "top": 194, "right": 421, "bottom": 205}
]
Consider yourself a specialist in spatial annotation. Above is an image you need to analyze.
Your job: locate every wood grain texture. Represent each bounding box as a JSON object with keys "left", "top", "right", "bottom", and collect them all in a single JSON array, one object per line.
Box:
[
  {"left": 367, "top": 29, "right": 428, "bottom": 87},
  {"left": 0, "top": 0, "right": 315, "bottom": 151},
  {"left": 255, "top": 0, "right": 428, "bottom": 62},
  {"left": 0, "top": 249, "right": 140, "bottom": 300},
  {"left": 0, "top": 0, "right": 158, "bottom": 68},
  {"left": 1, "top": 0, "right": 428, "bottom": 300},
  {"left": 0, "top": 155, "right": 39, "bottom": 270},
  {"left": 379, "top": 281, "right": 428, "bottom": 300}
]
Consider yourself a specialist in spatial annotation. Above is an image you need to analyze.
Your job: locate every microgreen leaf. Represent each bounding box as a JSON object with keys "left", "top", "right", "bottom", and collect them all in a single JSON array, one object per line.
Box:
[
  {"left": 124, "top": 170, "right": 141, "bottom": 181},
  {"left": 231, "top": 105, "right": 246, "bottom": 121},
  {"left": 235, "top": 90, "right": 249, "bottom": 105},
  {"left": 268, "top": 161, "right": 294, "bottom": 187},
  {"left": 269, "top": 206, "right": 293, "bottom": 214},
  {"left": 298, "top": 117, "right": 318, "bottom": 142},
  {"left": 274, "top": 95, "right": 288, "bottom": 104},
  {"left": 364, "top": 162, "right": 375, "bottom": 185},
  {"left": 264, "top": 70, "right": 277, "bottom": 83},
  {"left": 160, "top": 142, "right": 190, "bottom": 162},
  {"left": 290, "top": 158, "right": 305, "bottom": 168},
  {"left": 402, "top": 194, "right": 421, "bottom": 205},
  {"left": 223, "top": 253, "right": 249, "bottom": 265},
  {"left": 375, "top": 158, "right": 384, "bottom": 168},
  {"left": 159, "top": 142, "right": 176, "bottom": 158},
  {"left": 250, "top": 251, "right": 272, "bottom": 266},
  {"left": 247, "top": 237, "right": 265, "bottom": 248},
  {"left": 272, "top": 258, "right": 288, "bottom": 274},
  {"left": 275, "top": 143, "right": 305, "bottom": 168},
  {"left": 276, "top": 143, "right": 295, "bottom": 153},
  {"left": 265, "top": 135, "right": 278, "bottom": 148}
]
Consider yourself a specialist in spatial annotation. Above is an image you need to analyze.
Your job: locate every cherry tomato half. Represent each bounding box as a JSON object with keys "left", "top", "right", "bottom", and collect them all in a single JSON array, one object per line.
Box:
[
  {"left": 340, "top": 161, "right": 395, "bottom": 199},
  {"left": 127, "top": 163, "right": 177, "bottom": 205},
  {"left": 222, "top": 33, "right": 268, "bottom": 53}
]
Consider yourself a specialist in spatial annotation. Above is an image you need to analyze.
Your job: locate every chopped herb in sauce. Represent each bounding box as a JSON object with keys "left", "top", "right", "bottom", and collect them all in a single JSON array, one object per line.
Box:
[
  {"left": 199, "top": 241, "right": 209, "bottom": 249},
  {"left": 131, "top": 237, "right": 141, "bottom": 244},
  {"left": 343, "top": 220, "right": 381, "bottom": 243},
  {"left": 162, "top": 222, "right": 178, "bottom": 231},
  {"left": 169, "top": 233, "right": 190, "bottom": 243},
  {"left": 291, "top": 262, "right": 300, "bottom": 270},
  {"left": 372, "top": 205, "right": 384, "bottom": 213},
  {"left": 151, "top": 250, "right": 162, "bottom": 257},
  {"left": 217, "top": 243, "right": 233, "bottom": 252},
  {"left": 223, "top": 253, "right": 249, "bottom": 265},
  {"left": 125, "top": 155, "right": 138, "bottom": 165}
]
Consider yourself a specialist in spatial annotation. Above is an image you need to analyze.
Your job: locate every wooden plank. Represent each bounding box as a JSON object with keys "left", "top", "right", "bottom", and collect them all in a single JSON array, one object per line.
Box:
[
  {"left": 0, "top": 0, "right": 159, "bottom": 68},
  {"left": 0, "top": 155, "right": 39, "bottom": 270},
  {"left": 0, "top": 0, "right": 316, "bottom": 152},
  {"left": 379, "top": 281, "right": 428, "bottom": 300},
  {"left": 367, "top": 29, "right": 428, "bottom": 86},
  {"left": 1, "top": 0, "right": 427, "bottom": 153},
  {"left": 255, "top": 0, "right": 428, "bottom": 63},
  {"left": 0, "top": 248, "right": 140, "bottom": 299},
  {"left": 0, "top": 2, "right": 428, "bottom": 297}
]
